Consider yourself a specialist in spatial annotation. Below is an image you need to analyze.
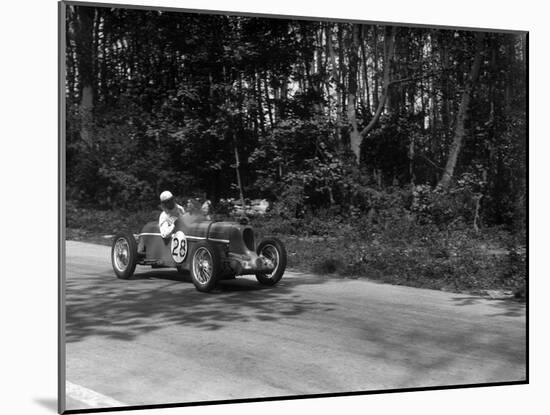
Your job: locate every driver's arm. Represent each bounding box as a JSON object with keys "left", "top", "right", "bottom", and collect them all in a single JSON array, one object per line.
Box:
[{"left": 159, "top": 212, "right": 175, "bottom": 238}]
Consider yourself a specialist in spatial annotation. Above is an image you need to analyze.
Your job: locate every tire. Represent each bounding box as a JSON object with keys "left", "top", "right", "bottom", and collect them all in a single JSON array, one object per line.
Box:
[
  {"left": 111, "top": 232, "right": 138, "bottom": 279},
  {"left": 190, "top": 241, "right": 221, "bottom": 292},
  {"left": 256, "top": 238, "right": 287, "bottom": 286}
]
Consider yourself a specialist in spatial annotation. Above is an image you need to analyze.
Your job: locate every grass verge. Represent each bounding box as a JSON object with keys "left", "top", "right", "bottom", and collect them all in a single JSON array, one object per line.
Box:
[{"left": 66, "top": 202, "right": 526, "bottom": 299}]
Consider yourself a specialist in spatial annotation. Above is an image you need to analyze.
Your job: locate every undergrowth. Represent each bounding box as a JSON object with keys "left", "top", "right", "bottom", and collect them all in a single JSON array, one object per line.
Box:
[{"left": 66, "top": 201, "right": 526, "bottom": 298}]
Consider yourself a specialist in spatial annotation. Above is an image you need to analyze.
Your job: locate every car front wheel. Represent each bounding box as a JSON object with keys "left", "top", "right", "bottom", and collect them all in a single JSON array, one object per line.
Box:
[
  {"left": 190, "top": 241, "right": 220, "bottom": 292},
  {"left": 256, "top": 238, "right": 287, "bottom": 286},
  {"left": 111, "top": 232, "right": 138, "bottom": 279}
]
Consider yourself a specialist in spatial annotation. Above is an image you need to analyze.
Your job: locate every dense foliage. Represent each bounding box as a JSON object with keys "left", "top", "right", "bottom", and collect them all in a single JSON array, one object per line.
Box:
[
  {"left": 66, "top": 6, "right": 526, "bottom": 231},
  {"left": 66, "top": 202, "right": 526, "bottom": 297}
]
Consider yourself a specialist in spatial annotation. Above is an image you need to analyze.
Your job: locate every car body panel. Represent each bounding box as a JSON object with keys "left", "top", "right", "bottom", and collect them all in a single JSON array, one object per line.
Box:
[{"left": 136, "top": 214, "right": 276, "bottom": 276}]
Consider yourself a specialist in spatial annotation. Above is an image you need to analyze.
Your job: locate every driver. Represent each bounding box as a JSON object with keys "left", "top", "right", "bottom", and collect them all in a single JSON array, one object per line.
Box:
[{"left": 158, "top": 191, "right": 185, "bottom": 238}]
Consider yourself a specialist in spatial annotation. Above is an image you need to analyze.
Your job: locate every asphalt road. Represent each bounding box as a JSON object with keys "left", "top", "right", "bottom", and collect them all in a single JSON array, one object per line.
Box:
[{"left": 64, "top": 241, "right": 526, "bottom": 411}]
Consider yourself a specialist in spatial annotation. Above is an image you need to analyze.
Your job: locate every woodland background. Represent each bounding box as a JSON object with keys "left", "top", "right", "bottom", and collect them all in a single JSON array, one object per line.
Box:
[{"left": 65, "top": 5, "right": 527, "bottom": 295}]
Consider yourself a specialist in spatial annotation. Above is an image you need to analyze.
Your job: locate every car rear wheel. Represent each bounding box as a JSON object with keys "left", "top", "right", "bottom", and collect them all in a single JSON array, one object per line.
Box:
[
  {"left": 256, "top": 238, "right": 287, "bottom": 286},
  {"left": 111, "top": 233, "right": 138, "bottom": 279},
  {"left": 190, "top": 241, "right": 220, "bottom": 292}
]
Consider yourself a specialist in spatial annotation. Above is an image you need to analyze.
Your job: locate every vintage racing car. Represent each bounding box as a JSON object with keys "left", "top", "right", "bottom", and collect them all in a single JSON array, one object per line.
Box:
[{"left": 111, "top": 214, "right": 287, "bottom": 292}]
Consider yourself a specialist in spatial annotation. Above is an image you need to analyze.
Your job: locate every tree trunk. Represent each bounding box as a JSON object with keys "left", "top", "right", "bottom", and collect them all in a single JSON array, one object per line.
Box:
[
  {"left": 74, "top": 6, "right": 96, "bottom": 147},
  {"left": 337, "top": 26, "right": 347, "bottom": 124},
  {"left": 233, "top": 135, "right": 246, "bottom": 218},
  {"left": 92, "top": 9, "right": 100, "bottom": 108},
  {"left": 430, "top": 75, "right": 439, "bottom": 183},
  {"left": 360, "top": 25, "right": 371, "bottom": 117},
  {"left": 323, "top": 23, "right": 332, "bottom": 117},
  {"left": 263, "top": 72, "right": 274, "bottom": 128},
  {"left": 409, "top": 135, "right": 415, "bottom": 186},
  {"left": 359, "top": 26, "right": 397, "bottom": 138},
  {"left": 272, "top": 77, "right": 281, "bottom": 121},
  {"left": 280, "top": 77, "right": 288, "bottom": 121},
  {"left": 327, "top": 24, "right": 342, "bottom": 141},
  {"left": 440, "top": 35, "right": 451, "bottom": 144},
  {"left": 256, "top": 75, "right": 266, "bottom": 135},
  {"left": 372, "top": 26, "right": 379, "bottom": 110},
  {"left": 348, "top": 25, "right": 362, "bottom": 161},
  {"left": 99, "top": 14, "right": 108, "bottom": 104},
  {"left": 438, "top": 33, "right": 484, "bottom": 189},
  {"left": 66, "top": 8, "right": 77, "bottom": 103},
  {"left": 248, "top": 73, "right": 258, "bottom": 133},
  {"left": 311, "top": 23, "right": 324, "bottom": 115}
]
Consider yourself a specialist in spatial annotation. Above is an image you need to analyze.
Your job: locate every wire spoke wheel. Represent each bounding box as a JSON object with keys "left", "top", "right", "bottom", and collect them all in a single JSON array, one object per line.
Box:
[
  {"left": 113, "top": 238, "right": 130, "bottom": 272},
  {"left": 259, "top": 244, "right": 280, "bottom": 278},
  {"left": 193, "top": 248, "right": 213, "bottom": 284},
  {"left": 111, "top": 232, "right": 138, "bottom": 279},
  {"left": 190, "top": 241, "right": 220, "bottom": 292}
]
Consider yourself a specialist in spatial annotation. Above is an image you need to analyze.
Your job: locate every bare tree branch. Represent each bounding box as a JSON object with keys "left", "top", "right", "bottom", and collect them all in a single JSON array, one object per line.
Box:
[{"left": 359, "top": 26, "right": 397, "bottom": 139}]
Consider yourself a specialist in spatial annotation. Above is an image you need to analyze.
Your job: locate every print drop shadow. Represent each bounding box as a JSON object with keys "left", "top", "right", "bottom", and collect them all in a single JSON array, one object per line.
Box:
[{"left": 34, "top": 398, "right": 57, "bottom": 413}]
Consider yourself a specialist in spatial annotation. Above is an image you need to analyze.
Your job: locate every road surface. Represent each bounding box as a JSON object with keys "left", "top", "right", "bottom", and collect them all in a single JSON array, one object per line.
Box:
[{"left": 64, "top": 241, "right": 526, "bottom": 411}]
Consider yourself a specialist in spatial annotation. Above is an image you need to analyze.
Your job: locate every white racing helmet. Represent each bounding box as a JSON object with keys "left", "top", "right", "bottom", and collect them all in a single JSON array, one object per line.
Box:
[
  {"left": 160, "top": 191, "right": 176, "bottom": 209},
  {"left": 160, "top": 190, "right": 173, "bottom": 202}
]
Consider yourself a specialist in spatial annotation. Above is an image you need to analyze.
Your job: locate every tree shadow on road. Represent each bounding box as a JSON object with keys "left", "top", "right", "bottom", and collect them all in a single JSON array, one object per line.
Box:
[
  {"left": 65, "top": 267, "right": 336, "bottom": 343},
  {"left": 450, "top": 296, "right": 526, "bottom": 318},
  {"left": 357, "top": 310, "right": 526, "bottom": 387}
]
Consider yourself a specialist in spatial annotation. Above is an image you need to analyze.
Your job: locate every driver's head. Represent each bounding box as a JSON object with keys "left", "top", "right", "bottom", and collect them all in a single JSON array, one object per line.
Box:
[{"left": 160, "top": 190, "right": 176, "bottom": 210}]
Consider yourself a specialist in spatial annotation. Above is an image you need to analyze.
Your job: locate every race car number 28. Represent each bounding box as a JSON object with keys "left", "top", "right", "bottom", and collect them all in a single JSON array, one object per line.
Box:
[{"left": 171, "top": 231, "right": 188, "bottom": 263}]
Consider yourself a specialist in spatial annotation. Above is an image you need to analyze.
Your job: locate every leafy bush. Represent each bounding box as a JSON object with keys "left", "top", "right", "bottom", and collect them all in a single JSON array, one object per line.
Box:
[
  {"left": 411, "top": 174, "right": 484, "bottom": 229},
  {"left": 67, "top": 193, "right": 525, "bottom": 298},
  {"left": 313, "top": 258, "right": 345, "bottom": 275}
]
